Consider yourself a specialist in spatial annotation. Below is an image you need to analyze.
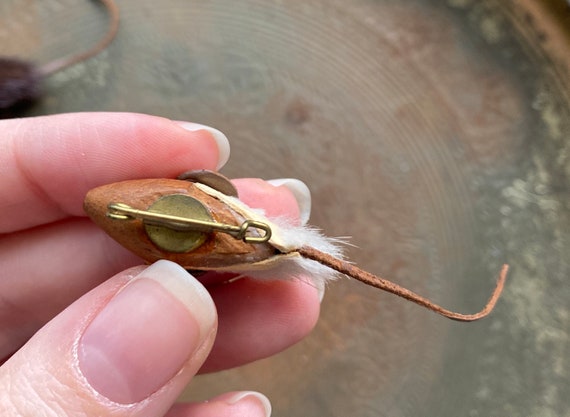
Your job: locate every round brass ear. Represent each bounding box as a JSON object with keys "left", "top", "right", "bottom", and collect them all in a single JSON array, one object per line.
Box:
[{"left": 144, "top": 194, "right": 212, "bottom": 253}]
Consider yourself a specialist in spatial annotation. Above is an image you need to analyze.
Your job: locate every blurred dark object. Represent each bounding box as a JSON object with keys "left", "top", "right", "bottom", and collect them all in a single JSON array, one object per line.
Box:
[
  {"left": 0, "top": 58, "right": 40, "bottom": 118},
  {"left": 0, "top": 0, "right": 119, "bottom": 119}
]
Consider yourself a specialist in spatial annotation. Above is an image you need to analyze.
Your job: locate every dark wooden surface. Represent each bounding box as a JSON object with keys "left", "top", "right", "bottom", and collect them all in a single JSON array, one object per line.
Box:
[{"left": 1, "top": 1, "right": 568, "bottom": 415}]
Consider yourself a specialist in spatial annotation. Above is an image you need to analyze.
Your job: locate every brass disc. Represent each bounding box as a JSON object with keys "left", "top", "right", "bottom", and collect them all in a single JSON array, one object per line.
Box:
[
  {"left": 144, "top": 194, "right": 211, "bottom": 253},
  {"left": 177, "top": 169, "right": 239, "bottom": 197}
]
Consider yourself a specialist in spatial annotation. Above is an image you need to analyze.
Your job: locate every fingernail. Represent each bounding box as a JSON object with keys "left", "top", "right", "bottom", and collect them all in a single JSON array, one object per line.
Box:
[
  {"left": 316, "top": 281, "right": 326, "bottom": 303},
  {"left": 177, "top": 122, "right": 231, "bottom": 170},
  {"left": 267, "top": 178, "right": 312, "bottom": 225},
  {"left": 78, "top": 260, "right": 216, "bottom": 404},
  {"left": 226, "top": 391, "right": 272, "bottom": 417}
]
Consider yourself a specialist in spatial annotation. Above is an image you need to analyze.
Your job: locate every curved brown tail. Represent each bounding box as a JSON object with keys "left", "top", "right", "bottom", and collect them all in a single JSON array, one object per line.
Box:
[{"left": 297, "top": 246, "right": 508, "bottom": 322}]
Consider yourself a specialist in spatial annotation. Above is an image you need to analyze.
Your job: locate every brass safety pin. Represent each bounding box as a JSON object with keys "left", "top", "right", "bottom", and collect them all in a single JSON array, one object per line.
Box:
[{"left": 107, "top": 202, "right": 272, "bottom": 244}]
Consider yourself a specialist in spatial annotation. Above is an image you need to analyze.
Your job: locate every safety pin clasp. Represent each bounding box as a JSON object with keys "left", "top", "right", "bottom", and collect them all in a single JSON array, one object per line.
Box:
[{"left": 106, "top": 202, "right": 272, "bottom": 244}]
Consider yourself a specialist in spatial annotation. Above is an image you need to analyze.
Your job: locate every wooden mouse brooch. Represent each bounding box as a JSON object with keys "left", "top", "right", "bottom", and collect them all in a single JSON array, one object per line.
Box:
[{"left": 84, "top": 170, "right": 508, "bottom": 322}]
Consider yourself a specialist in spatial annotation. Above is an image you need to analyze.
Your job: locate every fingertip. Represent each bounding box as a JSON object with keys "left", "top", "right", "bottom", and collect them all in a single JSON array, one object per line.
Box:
[
  {"left": 78, "top": 261, "right": 217, "bottom": 404},
  {"left": 267, "top": 178, "right": 312, "bottom": 225},
  {"left": 168, "top": 391, "right": 271, "bottom": 417},
  {"left": 201, "top": 277, "right": 320, "bottom": 372},
  {"left": 219, "top": 391, "right": 272, "bottom": 417},
  {"left": 1, "top": 112, "right": 230, "bottom": 231},
  {"left": 0, "top": 263, "right": 218, "bottom": 415},
  {"left": 231, "top": 178, "right": 305, "bottom": 225},
  {"left": 175, "top": 122, "right": 231, "bottom": 170}
]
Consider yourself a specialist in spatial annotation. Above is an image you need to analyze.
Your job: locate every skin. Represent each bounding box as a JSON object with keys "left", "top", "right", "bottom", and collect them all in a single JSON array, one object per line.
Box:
[{"left": 0, "top": 113, "right": 320, "bottom": 416}]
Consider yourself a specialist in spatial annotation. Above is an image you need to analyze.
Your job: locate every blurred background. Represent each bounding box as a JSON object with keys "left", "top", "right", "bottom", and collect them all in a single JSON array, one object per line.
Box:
[{"left": 1, "top": 0, "right": 568, "bottom": 415}]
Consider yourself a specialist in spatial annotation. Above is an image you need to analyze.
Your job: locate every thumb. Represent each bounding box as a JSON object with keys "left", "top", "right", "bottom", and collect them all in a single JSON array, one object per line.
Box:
[{"left": 0, "top": 260, "right": 217, "bottom": 416}]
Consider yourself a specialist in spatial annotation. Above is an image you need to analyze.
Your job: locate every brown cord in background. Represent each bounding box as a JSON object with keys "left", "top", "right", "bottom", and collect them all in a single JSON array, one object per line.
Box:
[
  {"left": 38, "top": 0, "right": 120, "bottom": 77},
  {"left": 0, "top": 0, "right": 120, "bottom": 116}
]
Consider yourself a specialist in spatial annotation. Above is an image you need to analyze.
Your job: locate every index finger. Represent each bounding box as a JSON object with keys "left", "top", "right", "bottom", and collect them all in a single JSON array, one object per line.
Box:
[{"left": 0, "top": 112, "right": 230, "bottom": 233}]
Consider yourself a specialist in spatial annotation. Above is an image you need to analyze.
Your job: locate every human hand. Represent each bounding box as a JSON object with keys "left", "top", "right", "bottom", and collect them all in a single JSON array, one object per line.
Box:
[{"left": 0, "top": 113, "right": 320, "bottom": 416}]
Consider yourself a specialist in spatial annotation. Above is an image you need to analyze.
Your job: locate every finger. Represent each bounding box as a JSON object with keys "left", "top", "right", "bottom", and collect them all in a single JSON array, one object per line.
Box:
[
  {"left": 200, "top": 277, "right": 320, "bottom": 373},
  {"left": 166, "top": 392, "right": 271, "bottom": 417},
  {"left": 0, "top": 261, "right": 218, "bottom": 416},
  {"left": 0, "top": 219, "right": 138, "bottom": 358},
  {"left": 233, "top": 177, "right": 311, "bottom": 226},
  {"left": 0, "top": 221, "right": 321, "bottom": 370},
  {"left": 0, "top": 113, "right": 230, "bottom": 233}
]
